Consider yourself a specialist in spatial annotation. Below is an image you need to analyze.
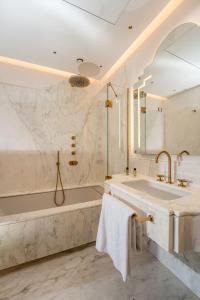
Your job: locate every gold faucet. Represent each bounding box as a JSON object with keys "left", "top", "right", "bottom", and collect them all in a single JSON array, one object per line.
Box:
[
  {"left": 177, "top": 150, "right": 190, "bottom": 160},
  {"left": 155, "top": 150, "right": 173, "bottom": 184}
]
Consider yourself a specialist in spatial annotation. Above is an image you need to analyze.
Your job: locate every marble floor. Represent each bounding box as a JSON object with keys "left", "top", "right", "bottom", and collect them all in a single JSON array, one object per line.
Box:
[{"left": 0, "top": 244, "right": 198, "bottom": 300}]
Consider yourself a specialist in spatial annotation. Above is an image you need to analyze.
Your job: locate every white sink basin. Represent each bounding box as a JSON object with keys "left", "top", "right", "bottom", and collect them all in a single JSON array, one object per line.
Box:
[{"left": 122, "top": 179, "right": 190, "bottom": 200}]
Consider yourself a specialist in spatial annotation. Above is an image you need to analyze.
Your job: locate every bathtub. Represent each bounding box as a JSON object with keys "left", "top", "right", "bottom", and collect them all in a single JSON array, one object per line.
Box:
[{"left": 0, "top": 185, "right": 103, "bottom": 270}]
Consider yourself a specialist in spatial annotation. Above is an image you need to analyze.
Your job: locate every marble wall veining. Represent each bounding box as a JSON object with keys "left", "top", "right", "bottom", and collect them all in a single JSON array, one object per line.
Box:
[
  {"left": 0, "top": 202, "right": 101, "bottom": 270},
  {"left": 0, "top": 81, "right": 106, "bottom": 196}
]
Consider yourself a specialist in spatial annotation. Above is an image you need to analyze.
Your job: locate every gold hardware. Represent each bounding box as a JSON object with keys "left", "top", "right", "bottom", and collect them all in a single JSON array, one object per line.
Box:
[
  {"left": 156, "top": 174, "right": 165, "bottom": 182},
  {"left": 106, "top": 192, "right": 153, "bottom": 223},
  {"left": 133, "top": 90, "right": 146, "bottom": 99},
  {"left": 69, "top": 160, "right": 78, "bottom": 166},
  {"left": 71, "top": 151, "right": 76, "bottom": 155},
  {"left": 105, "top": 99, "right": 113, "bottom": 108},
  {"left": 134, "top": 214, "right": 153, "bottom": 223},
  {"left": 155, "top": 150, "right": 173, "bottom": 184},
  {"left": 105, "top": 175, "right": 112, "bottom": 180},
  {"left": 177, "top": 150, "right": 190, "bottom": 160},
  {"left": 54, "top": 151, "right": 65, "bottom": 207},
  {"left": 71, "top": 136, "right": 76, "bottom": 140},
  {"left": 71, "top": 143, "right": 76, "bottom": 147},
  {"left": 177, "top": 179, "right": 189, "bottom": 187},
  {"left": 177, "top": 150, "right": 190, "bottom": 166},
  {"left": 141, "top": 106, "right": 146, "bottom": 114}
]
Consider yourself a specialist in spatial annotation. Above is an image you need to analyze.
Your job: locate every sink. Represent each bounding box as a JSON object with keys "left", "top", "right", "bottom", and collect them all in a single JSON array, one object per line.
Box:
[{"left": 122, "top": 179, "right": 190, "bottom": 200}]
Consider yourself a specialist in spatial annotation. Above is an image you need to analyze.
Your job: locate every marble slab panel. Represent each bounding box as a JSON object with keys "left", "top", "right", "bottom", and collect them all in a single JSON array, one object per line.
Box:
[
  {"left": 0, "top": 204, "right": 101, "bottom": 270},
  {"left": 0, "top": 81, "right": 105, "bottom": 196}
]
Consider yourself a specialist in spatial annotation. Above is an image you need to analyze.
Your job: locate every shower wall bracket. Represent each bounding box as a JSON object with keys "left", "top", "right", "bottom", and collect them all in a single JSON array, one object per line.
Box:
[{"left": 105, "top": 99, "right": 113, "bottom": 108}]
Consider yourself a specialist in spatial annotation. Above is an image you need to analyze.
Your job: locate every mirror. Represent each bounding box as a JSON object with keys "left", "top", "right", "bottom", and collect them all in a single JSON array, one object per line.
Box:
[{"left": 133, "top": 23, "right": 200, "bottom": 155}]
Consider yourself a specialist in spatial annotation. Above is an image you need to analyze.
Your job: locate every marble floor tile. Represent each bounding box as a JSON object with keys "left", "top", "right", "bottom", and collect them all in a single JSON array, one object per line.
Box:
[{"left": 0, "top": 244, "right": 198, "bottom": 300}]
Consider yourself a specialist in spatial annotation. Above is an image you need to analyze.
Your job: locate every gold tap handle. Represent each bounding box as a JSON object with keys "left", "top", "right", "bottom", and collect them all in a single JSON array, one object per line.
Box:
[{"left": 156, "top": 174, "right": 165, "bottom": 182}]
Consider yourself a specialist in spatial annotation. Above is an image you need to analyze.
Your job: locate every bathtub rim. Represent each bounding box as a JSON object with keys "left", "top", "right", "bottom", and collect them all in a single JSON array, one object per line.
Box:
[
  {"left": 0, "top": 183, "right": 103, "bottom": 226},
  {"left": 0, "top": 182, "right": 103, "bottom": 198},
  {"left": 0, "top": 199, "right": 102, "bottom": 226}
]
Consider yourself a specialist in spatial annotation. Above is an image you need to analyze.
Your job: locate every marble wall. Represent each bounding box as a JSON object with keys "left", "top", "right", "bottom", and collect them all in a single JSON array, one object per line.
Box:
[{"left": 0, "top": 81, "right": 106, "bottom": 196}]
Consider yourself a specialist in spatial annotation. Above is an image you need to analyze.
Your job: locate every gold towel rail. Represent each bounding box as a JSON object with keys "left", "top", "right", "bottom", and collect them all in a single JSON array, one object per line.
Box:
[{"left": 106, "top": 191, "right": 153, "bottom": 223}]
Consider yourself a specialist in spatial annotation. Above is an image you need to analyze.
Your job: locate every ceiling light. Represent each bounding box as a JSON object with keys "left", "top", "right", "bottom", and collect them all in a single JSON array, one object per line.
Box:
[
  {"left": 79, "top": 62, "right": 100, "bottom": 77},
  {"left": 76, "top": 58, "right": 84, "bottom": 64}
]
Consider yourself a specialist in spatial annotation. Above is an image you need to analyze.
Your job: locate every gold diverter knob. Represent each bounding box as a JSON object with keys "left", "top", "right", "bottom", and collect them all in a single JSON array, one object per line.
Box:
[
  {"left": 69, "top": 135, "right": 78, "bottom": 166},
  {"left": 69, "top": 160, "right": 78, "bottom": 166}
]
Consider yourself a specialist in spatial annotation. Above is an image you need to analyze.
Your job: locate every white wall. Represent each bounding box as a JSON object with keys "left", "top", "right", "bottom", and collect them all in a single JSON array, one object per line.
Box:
[{"left": 165, "top": 85, "right": 200, "bottom": 154}]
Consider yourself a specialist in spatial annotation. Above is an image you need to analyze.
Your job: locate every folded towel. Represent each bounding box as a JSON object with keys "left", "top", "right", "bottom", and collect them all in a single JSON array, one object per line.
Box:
[
  {"left": 96, "top": 193, "right": 140, "bottom": 281},
  {"left": 132, "top": 219, "right": 143, "bottom": 252}
]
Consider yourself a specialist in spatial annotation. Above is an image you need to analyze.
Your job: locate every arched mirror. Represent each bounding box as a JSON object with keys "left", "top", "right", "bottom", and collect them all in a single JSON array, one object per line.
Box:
[{"left": 133, "top": 22, "right": 200, "bottom": 155}]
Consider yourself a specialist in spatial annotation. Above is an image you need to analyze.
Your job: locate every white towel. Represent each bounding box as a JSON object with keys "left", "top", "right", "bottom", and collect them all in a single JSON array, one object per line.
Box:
[{"left": 96, "top": 193, "right": 136, "bottom": 281}]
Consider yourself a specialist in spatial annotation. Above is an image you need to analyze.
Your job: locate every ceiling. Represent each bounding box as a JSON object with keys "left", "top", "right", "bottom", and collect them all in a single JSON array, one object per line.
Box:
[
  {"left": 136, "top": 24, "right": 200, "bottom": 97},
  {"left": 62, "top": 0, "right": 130, "bottom": 25},
  {"left": 0, "top": 0, "right": 171, "bottom": 88}
]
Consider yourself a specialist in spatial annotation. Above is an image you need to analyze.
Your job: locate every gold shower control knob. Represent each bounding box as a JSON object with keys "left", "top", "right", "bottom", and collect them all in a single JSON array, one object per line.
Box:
[
  {"left": 71, "top": 136, "right": 76, "bottom": 140},
  {"left": 71, "top": 151, "right": 76, "bottom": 155},
  {"left": 69, "top": 160, "right": 78, "bottom": 166},
  {"left": 71, "top": 143, "right": 76, "bottom": 147}
]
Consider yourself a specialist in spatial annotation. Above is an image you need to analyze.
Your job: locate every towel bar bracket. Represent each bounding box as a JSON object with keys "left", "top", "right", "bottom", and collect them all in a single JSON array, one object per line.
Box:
[
  {"left": 107, "top": 191, "right": 153, "bottom": 224},
  {"left": 134, "top": 215, "right": 153, "bottom": 223}
]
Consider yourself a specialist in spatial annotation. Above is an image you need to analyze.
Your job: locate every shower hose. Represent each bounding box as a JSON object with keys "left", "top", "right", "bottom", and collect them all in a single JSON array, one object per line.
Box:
[{"left": 54, "top": 150, "right": 66, "bottom": 206}]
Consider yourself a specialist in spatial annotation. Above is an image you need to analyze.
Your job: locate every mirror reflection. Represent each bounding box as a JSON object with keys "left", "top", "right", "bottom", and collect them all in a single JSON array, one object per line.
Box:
[{"left": 133, "top": 23, "right": 200, "bottom": 155}]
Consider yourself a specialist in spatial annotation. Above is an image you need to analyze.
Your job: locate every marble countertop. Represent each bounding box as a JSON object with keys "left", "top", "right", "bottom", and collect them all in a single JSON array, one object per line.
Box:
[{"left": 105, "top": 174, "right": 200, "bottom": 217}]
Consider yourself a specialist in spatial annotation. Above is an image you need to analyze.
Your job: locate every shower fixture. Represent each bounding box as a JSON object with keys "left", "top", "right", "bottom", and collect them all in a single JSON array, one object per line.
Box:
[
  {"left": 69, "top": 135, "right": 78, "bottom": 166},
  {"left": 69, "top": 75, "right": 90, "bottom": 88},
  {"left": 105, "top": 82, "right": 118, "bottom": 108},
  {"left": 105, "top": 82, "right": 118, "bottom": 181},
  {"left": 54, "top": 151, "right": 66, "bottom": 206}
]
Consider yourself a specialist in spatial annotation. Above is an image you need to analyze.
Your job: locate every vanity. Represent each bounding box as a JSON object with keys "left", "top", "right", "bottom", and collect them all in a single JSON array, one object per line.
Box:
[{"left": 105, "top": 174, "right": 200, "bottom": 254}]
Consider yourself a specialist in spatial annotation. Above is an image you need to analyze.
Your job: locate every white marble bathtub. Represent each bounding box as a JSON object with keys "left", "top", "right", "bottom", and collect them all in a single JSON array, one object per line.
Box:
[{"left": 0, "top": 185, "right": 103, "bottom": 270}]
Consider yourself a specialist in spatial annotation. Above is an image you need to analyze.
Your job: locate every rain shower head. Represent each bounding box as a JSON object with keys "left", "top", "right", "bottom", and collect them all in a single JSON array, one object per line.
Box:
[{"left": 69, "top": 75, "right": 90, "bottom": 88}]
